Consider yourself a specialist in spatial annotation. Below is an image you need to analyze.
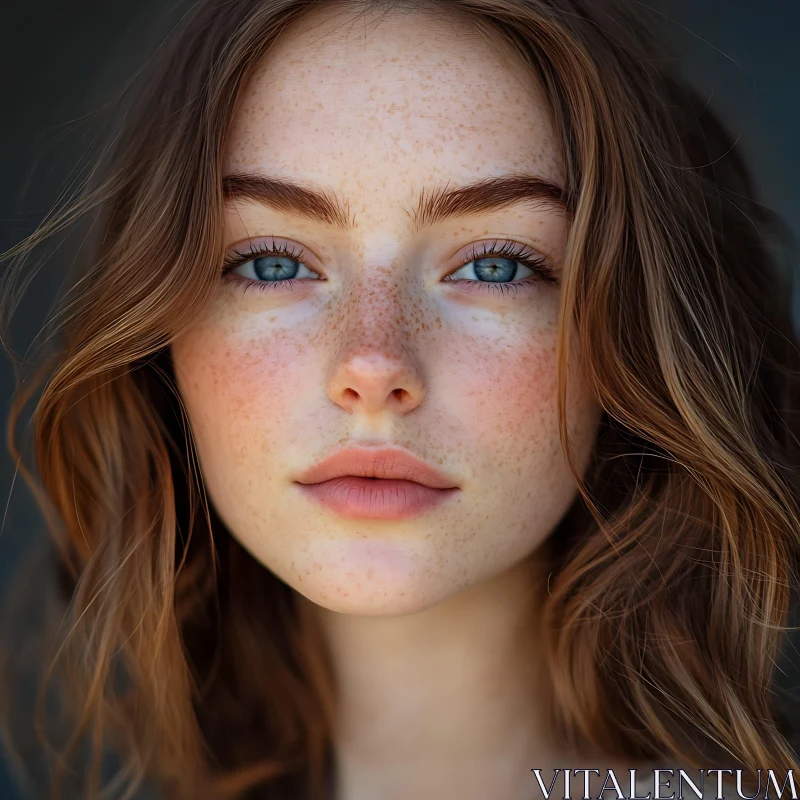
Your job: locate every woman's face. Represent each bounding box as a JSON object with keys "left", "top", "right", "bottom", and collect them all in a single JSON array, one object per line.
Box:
[{"left": 171, "top": 5, "right": 603, "bottom": 615}]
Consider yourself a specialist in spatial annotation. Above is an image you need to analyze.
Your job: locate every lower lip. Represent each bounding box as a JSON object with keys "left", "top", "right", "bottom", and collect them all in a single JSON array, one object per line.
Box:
[{"left": 295, "top": 476, "right": 459, "bottom": 520}]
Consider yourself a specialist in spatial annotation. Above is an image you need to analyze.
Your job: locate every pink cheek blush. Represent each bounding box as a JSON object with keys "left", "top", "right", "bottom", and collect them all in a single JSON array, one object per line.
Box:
[
  {"left": 206, "top": 329, "right": 309, "bottom": 407},
  {"left": 172, "top": 325, "right": 313, "bottom": 469}
]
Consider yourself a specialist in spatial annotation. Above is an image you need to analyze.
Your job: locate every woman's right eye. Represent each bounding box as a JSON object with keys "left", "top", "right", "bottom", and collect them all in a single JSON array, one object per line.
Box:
[
  {"left": 228, "top": 253, "right": 322, "bottom": 283},
  {"left": 221, "top": 240, "right": 324, "bottom": 292}
]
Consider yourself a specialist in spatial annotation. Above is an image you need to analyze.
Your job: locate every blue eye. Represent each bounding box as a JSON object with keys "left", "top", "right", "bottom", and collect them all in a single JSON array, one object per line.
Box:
[
  {"left": 441, "top": 240, "right": 558, "bottom": 295},
  {"left": 450, "top": 256, "right": 523, "bottom": 283},
  {"left": 222, "top": 239, "right": 322, "bottom": 292},
  {"left": 242, "top": 253, "right": 320, "bottom": 282},
  {"left": 473, "top": 257, "right": 518, "bottom": 282},
  {"left": 251, "top": 254, "right": 302, "bottom": 281}
]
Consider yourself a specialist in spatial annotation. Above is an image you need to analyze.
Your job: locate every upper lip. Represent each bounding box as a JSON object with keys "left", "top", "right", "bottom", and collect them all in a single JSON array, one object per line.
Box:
[{"left": 295, "top": 446, "right": 459, "bottom": 489}]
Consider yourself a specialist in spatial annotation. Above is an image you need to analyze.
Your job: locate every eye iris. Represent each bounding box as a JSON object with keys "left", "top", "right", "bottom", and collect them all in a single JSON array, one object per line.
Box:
[
  {"left": 472, "top": 257, "right": 517, "bottom": 282},
  {"left": 253, "top": 255, "right": 300, "bottom": 281}
]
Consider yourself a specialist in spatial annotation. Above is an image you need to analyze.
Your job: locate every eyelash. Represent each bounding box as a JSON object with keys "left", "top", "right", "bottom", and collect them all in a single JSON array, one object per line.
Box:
[{"left": 220, "top": 237, "right": 558, "bottom": 297}]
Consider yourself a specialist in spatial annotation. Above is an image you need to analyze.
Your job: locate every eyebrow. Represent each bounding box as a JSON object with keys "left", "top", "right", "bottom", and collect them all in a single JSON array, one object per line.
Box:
[{"left": 222, "top": 171, "right": 570, "bottom": 234}]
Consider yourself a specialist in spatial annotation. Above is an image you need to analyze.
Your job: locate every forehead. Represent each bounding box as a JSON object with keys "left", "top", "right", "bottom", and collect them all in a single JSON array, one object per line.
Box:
[{"left": 224, "top": 5, "right": 563, "bottom": 204}]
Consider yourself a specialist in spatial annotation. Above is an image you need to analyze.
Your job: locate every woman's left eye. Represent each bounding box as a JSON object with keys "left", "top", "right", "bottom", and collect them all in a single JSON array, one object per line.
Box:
[
  {"left": 441, "top": 240, "right": 558, "bottom": 296},
  {"left": 221, "top": 238, "right": 558, "bottom": 296}
]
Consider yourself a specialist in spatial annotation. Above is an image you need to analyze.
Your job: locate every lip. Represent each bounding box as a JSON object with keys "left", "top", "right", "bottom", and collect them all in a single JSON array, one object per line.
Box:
[{"left": 293, "top": 446, "right": 460, "bottom": 520}]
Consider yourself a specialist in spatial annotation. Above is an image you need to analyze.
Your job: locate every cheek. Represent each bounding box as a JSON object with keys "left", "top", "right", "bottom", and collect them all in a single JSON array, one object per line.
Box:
[
  {"left": 446, "top": 327, "right": 597, "bottom": 553},
  {"left": 450, "top": 331, "right": 560, "bottom": 463},
  {"left": 170, "top": 322, "right": 315, "bottom": 484}
]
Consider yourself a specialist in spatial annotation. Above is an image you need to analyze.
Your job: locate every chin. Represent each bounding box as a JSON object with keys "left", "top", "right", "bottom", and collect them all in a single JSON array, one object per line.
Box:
[{"left": 282, "top": 537, "right": 455, "bottom": 616}]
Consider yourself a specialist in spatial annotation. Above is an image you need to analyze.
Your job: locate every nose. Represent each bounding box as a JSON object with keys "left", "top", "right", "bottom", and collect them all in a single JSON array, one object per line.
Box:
[
  {"left": 325, "top": 280, "right": 426, "bottom": 416},
  {"left": 328, "top": 353, "right": 425, "bottom": 415}
]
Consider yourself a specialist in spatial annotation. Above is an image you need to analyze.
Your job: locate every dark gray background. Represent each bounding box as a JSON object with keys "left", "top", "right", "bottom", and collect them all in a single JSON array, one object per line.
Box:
[{"left": 1, "top": 1, "right": 798, "bottom": 797}]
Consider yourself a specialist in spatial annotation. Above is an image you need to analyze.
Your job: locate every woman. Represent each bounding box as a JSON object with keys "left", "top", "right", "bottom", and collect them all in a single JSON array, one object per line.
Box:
[{"left": 2, "top": 0, "right": 799, "bottom": 798}]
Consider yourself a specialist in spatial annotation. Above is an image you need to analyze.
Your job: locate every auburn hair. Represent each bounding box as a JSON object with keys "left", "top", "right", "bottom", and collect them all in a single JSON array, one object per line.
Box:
[{"left": 2, "top": 0, "right": 799, "bottom": 798}]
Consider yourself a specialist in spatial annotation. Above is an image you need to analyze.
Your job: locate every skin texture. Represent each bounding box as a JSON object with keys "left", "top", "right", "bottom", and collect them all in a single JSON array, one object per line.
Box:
[{"left": 170, "top": 5, "right": 619, "bottom": 798}]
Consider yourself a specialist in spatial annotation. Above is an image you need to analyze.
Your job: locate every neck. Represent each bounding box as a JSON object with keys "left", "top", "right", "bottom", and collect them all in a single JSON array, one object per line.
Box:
[{"left": 299, "top": 551, "right": 595, "bottom": 800}]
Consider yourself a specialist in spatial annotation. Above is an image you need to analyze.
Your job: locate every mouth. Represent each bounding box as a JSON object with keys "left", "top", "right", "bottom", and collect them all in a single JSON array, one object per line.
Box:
[{"left": 293, "top": 445, "right": 460, "bottom": 520}]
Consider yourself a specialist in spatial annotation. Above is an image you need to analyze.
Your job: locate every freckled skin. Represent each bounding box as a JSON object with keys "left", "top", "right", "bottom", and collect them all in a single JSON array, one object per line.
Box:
[{"left": 170, "top": 5, "right": 603, "bottom": 616}]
